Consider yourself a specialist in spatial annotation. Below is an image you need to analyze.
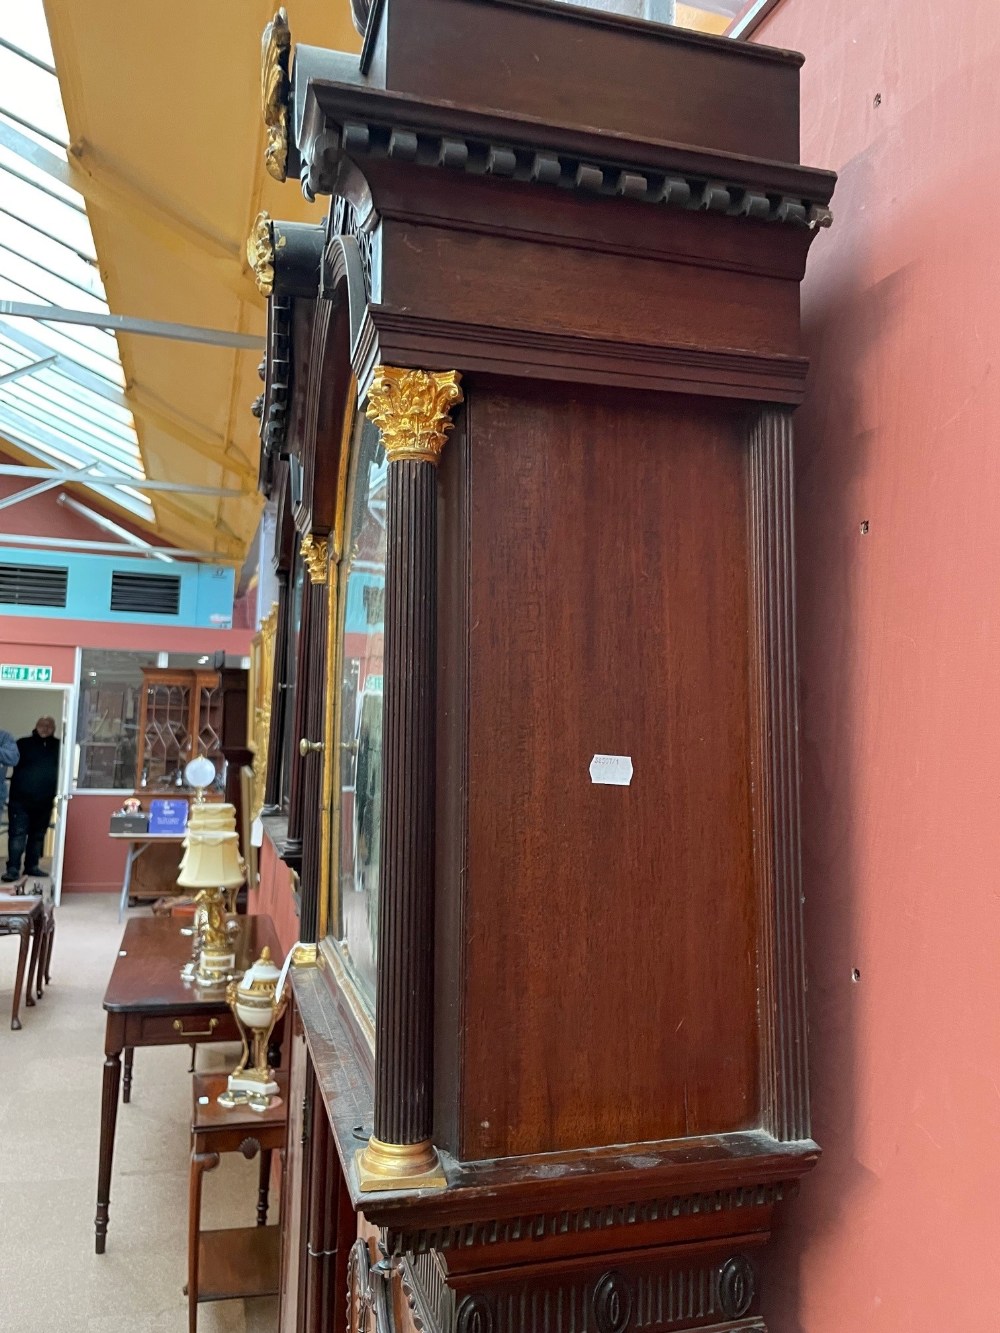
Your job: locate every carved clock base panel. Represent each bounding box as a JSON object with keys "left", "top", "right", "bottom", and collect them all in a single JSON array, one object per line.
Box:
[{"left": 394, "top": 1243, "right": 766, "bottom": 1333}]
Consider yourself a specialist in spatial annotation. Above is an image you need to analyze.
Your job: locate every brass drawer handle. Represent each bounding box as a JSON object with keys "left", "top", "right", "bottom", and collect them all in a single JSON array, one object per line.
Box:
[
  {"left": 299, "top": 737, "right": 324, "bottom": 756},
  {"left": 172, "top": 1018, "right": 219, "bottom": 1038}
]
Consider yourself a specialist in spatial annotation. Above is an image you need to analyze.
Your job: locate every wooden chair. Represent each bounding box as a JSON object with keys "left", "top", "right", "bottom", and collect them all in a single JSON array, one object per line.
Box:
[{"left": 0, "top": 895, "right": 42, "bottom": 1029}]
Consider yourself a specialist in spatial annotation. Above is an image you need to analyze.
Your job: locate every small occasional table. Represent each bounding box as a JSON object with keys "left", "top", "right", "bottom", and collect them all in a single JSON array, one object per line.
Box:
[
  {"left": 0, "top": 894, "right": 42, "bottom": 1029},
  {"left": 187, "top": 1072, "right": 286, "bottom": 1332},
  {"left": 95, "top": 913, "right": 281, "bottom": 1254},
  {"left": 109, "top": 831, "right": 188, "bottom": 920}
]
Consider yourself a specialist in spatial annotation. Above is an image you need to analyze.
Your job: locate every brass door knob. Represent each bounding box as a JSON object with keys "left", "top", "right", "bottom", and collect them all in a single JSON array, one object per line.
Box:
[{"left": 299, "top": 737, "right": 324, "bottom": 756}]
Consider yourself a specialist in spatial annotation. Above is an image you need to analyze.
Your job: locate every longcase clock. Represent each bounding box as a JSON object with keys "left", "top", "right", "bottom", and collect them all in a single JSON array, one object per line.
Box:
[{"left": 248, "top": 3, "right": 836, "bottom": 1330}]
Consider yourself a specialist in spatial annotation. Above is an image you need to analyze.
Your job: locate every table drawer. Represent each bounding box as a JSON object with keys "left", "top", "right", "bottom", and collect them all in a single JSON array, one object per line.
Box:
[{"left": 129, "top": 1010, "right": 240, "bottom": 1046}]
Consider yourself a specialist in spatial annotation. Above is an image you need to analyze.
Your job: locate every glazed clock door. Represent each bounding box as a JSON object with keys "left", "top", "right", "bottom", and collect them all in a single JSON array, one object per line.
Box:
[
  {"left": 331, "top": 414, "right": 386, "bottom": 1016},
  {"left": 286, "top": 535, "right": 330, "bottom": 936}
]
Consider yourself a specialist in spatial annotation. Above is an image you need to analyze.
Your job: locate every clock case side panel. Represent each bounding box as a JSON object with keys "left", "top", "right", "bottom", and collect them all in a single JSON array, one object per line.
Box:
[
  {"left": 433, "top": 382, "right": 811, "bottom": 1161},
  {"left": 434, "top": 395, "right": 471, "bottom": 1158},
  {"left": 434, "top": 378, "right": 759, "bottom": 1161}
]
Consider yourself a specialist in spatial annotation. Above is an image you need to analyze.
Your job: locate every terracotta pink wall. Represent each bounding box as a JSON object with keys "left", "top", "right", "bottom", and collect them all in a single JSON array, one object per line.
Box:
[
  {"left": 751, "top": 3, "right": 1000, "bottom": 1328},
  {"left": 253, "top": 833, "right": 300, "bottom": 957},
  {"left": 63, "top": 794, "right": 131, "bottom": 892},
  {"left": 1, "top": 617, "right": 253, "bottom": 659},
  {"left": 0, "top": 639, "right": 77, "bottom": 683}
]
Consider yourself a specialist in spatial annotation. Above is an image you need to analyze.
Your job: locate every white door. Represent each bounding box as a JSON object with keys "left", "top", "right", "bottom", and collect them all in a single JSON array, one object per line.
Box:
[{"left": 50, "top": 685, "right": 76, "bottom": 905}]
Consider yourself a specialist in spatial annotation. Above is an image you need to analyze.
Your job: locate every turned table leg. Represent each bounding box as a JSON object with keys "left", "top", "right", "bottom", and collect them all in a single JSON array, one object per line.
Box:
[
  {"left": 10, "top": 920, "right": 30, "bottom": 1030},
  {"left": 95, "top": 1024, "right": 123, "bottom": 1254},
  {"left": 123, "top": 1048, "right": 134, "bottom": 1104},
  {"left": 256, "top": 1147, "right": 273, "bottom": 1226},
  {"left": 188, "top": 1150, "right": 220, "bottom": 1333}
]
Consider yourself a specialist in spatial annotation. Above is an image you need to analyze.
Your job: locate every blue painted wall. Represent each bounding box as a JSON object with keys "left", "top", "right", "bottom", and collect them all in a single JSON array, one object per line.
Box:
[{"left": 0, "top": 547, "right": 235, "bottom": 628}]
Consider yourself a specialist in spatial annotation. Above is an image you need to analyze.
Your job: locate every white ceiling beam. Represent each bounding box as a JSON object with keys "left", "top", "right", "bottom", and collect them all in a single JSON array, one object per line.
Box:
[
  {"left": 0, "top": 399, "right": 141, "bottom": 470},
  {"left": 0, "top": 321, "right": 127, "bottom": 405},
  {"left": 0, "top": 36, "right": 56, "bottom": 76},
  {"left": 0, "top": 355, "right": 58, "bottom": 387},
  {"left": 0, "top": 465, "right": 246, "bottom": 497},
  {"left": 0, "top": 463, "right": 99, "bottom": 512},
  {"left": 0, "top": 201, "right": 97, "bottom": 265},
  {"left": 55, "top": 493, "right": 173, "bottom": 565},
  {"left": 0, "top": 300, "right": 264, "bottom": 350},
  {"left": 0, "top": 119, "right": 75, "bottom": 193},
  {"left": 0, "top": 531, "right": 235, "bottom": 563},
  {"left": 0, "top": 235, "right": 103, "bottom": 301}
]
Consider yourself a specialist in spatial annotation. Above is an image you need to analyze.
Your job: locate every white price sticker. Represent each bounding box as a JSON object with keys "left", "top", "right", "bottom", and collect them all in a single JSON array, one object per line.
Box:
[{"left": 589, "top": 754, "right": 633, "bottom": 786}]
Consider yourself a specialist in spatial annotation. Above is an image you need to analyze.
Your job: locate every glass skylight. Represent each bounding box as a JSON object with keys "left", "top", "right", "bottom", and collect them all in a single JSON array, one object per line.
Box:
[{"left": 0, "top": 2, "right": 151, "bottom": 521}]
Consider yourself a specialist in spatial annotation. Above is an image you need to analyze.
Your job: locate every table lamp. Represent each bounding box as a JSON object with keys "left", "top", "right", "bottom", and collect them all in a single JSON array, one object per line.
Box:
[{"left": 178, "top": 757, "right": 245, "bottom": 986}]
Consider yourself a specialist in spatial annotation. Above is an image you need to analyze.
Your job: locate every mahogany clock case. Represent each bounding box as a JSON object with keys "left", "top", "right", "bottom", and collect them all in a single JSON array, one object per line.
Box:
[{"left": 250, "top": 2, "right": 836, "bottom": 1329}]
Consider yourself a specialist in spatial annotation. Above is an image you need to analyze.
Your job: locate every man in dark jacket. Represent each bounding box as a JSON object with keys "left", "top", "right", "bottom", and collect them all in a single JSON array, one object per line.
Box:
[{"left": 3, "top": 717, "right": 59, "bottom": 881}]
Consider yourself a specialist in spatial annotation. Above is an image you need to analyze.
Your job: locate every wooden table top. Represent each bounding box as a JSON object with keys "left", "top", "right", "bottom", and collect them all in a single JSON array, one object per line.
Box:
[
  {"left": 103, "top": 915, "right": 281, "bottom": 1016},
  {"left": 192, "top": 1072, "right": 289, "bottom": 1132},
  {"left": 0, "top": 896, "right": 42, "bottom": 919}
]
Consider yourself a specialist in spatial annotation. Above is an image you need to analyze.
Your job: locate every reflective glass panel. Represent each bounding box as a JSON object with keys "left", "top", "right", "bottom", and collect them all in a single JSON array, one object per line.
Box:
[
  {"left": 335, "top": 418, "right": 386, "bottom": 1011},
  {"left": 75, "top": 650, "right": 152, "bottom": 790},
  {"left": 74, "top": 650, "right": 224, "bottom": 790},
  {"left": 279, "top": 555, "right": 305, "bottom": 809}
]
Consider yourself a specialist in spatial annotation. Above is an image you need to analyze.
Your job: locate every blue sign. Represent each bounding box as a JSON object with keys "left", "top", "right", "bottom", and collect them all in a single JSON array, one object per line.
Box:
[{"left": 148, "top": 799, "right": 188, "bottom": 835}]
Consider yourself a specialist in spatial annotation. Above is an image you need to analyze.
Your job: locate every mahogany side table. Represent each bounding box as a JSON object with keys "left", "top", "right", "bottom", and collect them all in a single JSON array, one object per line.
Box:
[
  {"left": 187, "top": 1072, "right": 286, "bottom": 1333},
  {"left": 95, "top": 913, "right": 281, "bottom": 1253}
]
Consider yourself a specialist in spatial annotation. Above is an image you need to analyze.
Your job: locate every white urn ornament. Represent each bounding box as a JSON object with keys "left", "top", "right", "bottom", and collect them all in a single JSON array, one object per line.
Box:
[{"left": 218, "top": 947, "right": 287, "bottom": 1112}]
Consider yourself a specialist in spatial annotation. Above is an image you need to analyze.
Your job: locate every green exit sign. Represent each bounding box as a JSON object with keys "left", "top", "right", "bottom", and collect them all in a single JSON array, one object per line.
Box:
[{"left": 0, "top": 664, "right": 53, "bottom": 684}]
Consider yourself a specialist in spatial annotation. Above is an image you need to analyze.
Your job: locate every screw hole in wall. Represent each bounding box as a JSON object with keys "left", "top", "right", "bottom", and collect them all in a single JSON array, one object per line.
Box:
[
  {"left": 851, "top": 968, "right": 861, "bottom": 982},
  {"left": 873, "top": 92, "right": 881, "bottom": 107},
  {"left": 859, "top": 520, "right": 869, "bottom": 534}
]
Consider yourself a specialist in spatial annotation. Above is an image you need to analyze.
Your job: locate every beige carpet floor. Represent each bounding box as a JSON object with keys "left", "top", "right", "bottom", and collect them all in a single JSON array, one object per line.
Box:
[{"left": 0, "top": 893, "right": 279, "bottom": 1333}]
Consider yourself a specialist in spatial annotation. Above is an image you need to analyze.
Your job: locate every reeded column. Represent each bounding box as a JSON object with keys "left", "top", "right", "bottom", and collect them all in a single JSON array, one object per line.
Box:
[
  {"left": 747, "top": 408, "right": 810, "bottom": 1144},
  {"left": 355, "top": 366, "right": 463, "bottom": 1192}
]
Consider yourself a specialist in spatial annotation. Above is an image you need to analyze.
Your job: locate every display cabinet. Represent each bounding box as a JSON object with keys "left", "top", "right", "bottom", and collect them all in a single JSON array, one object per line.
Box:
[
  {"left": 249, "top": 2, "right": 836, "bottom": 1330},
  {"left": 123, "top": 665, "right": 233, "bottom": 907},
  {"left": 134, "top": 667, "right": 224, "bottom": 794}
]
